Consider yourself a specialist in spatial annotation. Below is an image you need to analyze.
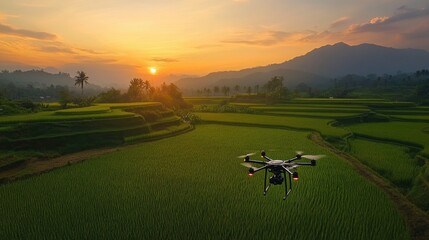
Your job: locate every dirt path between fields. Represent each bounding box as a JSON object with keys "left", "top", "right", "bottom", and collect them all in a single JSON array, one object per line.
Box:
[
  {"left": 310, "top": 132, "right": 429, "bottom": 240},
  {"left": 0, "top": 125, "right": 194, "bottom": 184},
  {"left": 0, "top": 147, "right": 126, "bottom": 184}
]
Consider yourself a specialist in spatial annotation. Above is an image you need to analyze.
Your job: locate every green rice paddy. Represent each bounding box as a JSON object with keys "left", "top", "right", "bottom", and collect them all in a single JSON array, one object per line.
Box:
[
  {"left": 347, "top": 121, "right": 429, "bottom": 157},
  {"left": 0, "top": 125, "right": 410, "bottom": 239},
  {"left": 197, "top": 112, "right": 348, "bottom": 138},
  {"left": 2, "top": 98, "right": 429, "bottom": 239},
  {"left": 349, "top": 138, "right": 421, "bottom": 188}
]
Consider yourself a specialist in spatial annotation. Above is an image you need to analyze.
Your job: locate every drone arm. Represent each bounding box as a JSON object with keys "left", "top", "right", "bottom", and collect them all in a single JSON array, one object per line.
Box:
[
  {"left": 262, "top": 155, "right": 273, "bottom": 161},
  {"left": 286, "top": 156, "right": 300, "bottom": 163},
  {"left": 249, "top": 165, "right": 269, "bottom": 174},
  {"left": 282, "top": 166, "right": 293, "bottom": 175},
  {"left": 246, "top": 159, "right": 267, "bottom": 165},
  {"left": 295, "top": 161, "right": 316, "bottom": 166}
]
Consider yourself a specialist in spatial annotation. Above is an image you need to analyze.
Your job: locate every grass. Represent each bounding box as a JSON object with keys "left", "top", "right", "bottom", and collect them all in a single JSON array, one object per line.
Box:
[
  {"left": 349, "top": 138, "right": 421, "bottom": 188},
  {"left": 0, "top": 125, "right": 410, "bottom": 239},
  {"left": 196, "top": 112, "right": 349, "bottom": 138}
]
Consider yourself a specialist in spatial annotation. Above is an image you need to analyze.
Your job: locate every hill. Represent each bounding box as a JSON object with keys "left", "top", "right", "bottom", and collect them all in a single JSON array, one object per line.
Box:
[
  {"left": 0, "top": 69, "right": 103, "bottom": 91},
  {"left": 176, "top": 68, "right": 329, "bottom": 90},
  {"left": 176, "top": 42, "right": 429, "bottom": 91},
  {"left": 281, "top": 42, "right": 429, "bottom": 77}
]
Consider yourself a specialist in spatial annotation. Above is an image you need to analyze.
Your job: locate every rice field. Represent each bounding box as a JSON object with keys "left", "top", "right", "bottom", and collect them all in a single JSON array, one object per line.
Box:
[
  {"left": 54, "top": 106, "right": 112, "bottom": 115},
  {"left": 96, "top": 102, "right": 161, "bottom": 109},
  {"left": 0, "top": 109, "right": 136, "bottom": 124},
  {"left": 2, "top": 97, "right": 429, "bottom": 239},
  {"left": 250, "top": 106, "right": 369, "bottom": 113},
  {"left": 0, "top": 125, "right": 410, "bottom": 239},
  {"left": 347, "top": 121, "right": 429, "bottom": 157},
  {"left": 262, "top": 111, "right": 364, "bottom": 118},
  {"left": 349, "top": 138, "right": 421, "bottom": 188},
  {"left": 196, "top": 112, "right": 349, "bottom": 138},
  {"left": 390, "top": 115, "right": 429, "bottom": 122}
]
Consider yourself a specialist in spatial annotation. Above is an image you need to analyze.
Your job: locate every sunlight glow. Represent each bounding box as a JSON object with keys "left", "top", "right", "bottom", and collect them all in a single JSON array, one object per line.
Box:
[{"left": 149, "top": 67, "right": 157, "bottom": 75}]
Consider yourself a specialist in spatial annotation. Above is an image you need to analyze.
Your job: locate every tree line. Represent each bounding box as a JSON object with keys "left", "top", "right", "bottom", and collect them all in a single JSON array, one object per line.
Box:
[
  {"left": 324, "top": 69, "right": 429, "bottom": 103},
  {"left": 193, "top": 69, "right": 429, "bottom": 104},
  {"left": 194, "top": 76, "right": 290, "bottom": 98},
  {"left": 96, "top": 78, "right": 189, "bottom": 109},
  {"left": 1, "top": 71, "right": 190, "bottom": 112}
]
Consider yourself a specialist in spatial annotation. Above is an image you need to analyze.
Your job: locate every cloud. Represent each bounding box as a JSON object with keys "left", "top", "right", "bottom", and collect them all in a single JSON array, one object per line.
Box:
[
  {"left": 348, "top": 6, "right": 429, "bottom": 33},
  {"left": 330, "top": 16, "right": 350, "bottom": 29},
  {"left": 0, "top": 12, "right": 19, "bottom": 22},
  {"left": 76, "top": 48, "right": 105, "bottom": 55},
  {"left": 151, "top": 57, "right": 179, "bottom": 62},
  {"left": 0, "top": 22, "right": 57, "bottom": 40},
  {"left": 38, "top": 46, "right": 76, "bottom": 54},
  {"left": 222, "top": 30, "right": 292, "bottom": 46}
]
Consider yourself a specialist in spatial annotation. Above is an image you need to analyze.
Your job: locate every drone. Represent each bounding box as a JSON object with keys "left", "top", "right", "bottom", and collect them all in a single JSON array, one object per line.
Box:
[{"left": 239, "top": 150, "right": 325, "bottom": 200}]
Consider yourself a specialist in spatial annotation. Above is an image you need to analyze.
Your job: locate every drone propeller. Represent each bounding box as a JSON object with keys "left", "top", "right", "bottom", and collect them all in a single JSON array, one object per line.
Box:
[
  {"left": 296, "top": 151, "right": 304, "bottom": 155},
  {"left": 237, "top": 152, "right": 256, "bottom": 159},
  {"left": 301, "top": 154, "right": 325, "bottom": 160},
  {"left": 240, "top": 162, "right": 254, "bottom": 168}
]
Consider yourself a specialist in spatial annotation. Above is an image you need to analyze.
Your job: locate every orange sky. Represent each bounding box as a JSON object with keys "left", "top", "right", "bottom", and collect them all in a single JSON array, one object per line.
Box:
[{"left": 0, "top": 0, "right": 428, "bottom": 87}]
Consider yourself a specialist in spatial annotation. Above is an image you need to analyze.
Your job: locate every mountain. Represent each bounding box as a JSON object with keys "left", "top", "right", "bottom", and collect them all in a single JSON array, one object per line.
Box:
[
  {"left": 0, "top": 69, "right": 103, "bottom": 91},
  {"left": 176, "top": 42, "right": 429, "bottom": 90},
  {"left": 281, "top": 42, "right": 429, "bottom": 77},
  {"left": 176, "top": 68, "right": 329, "bottom": 90}
]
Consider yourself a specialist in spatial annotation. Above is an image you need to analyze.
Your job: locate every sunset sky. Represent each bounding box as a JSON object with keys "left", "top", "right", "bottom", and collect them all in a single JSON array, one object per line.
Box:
[{"left": 0, "top": 0, "right": 428, "bottom": 87}]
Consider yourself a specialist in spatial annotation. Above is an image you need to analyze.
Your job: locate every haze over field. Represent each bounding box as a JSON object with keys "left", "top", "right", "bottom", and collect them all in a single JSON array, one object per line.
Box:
[{"left": 1, "top": 0, "right": 428, "bottom": 87}]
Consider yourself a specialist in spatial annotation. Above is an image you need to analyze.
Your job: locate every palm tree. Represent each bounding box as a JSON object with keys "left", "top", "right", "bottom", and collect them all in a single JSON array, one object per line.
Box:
[{"left": 74, "top": 71, "right": 89, "bottom": 95}]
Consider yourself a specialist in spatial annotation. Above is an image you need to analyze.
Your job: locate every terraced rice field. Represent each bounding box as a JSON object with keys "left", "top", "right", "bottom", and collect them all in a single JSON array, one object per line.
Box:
[
  {"left": 0, "top": 125, "right": 410, "bottom": 239},
  {"left": 347, "top": 121, "right": 429, "bottom": 157},
  {"left": 197, "top": 112, "right": 349, "bottom": 138},
  {"left": 0, "top": 109, "right": 136, "bottom": 123},
  {"left": 2, "top": 98, "right": 428, "bottom": 239},
  {"left": 349, "top": 138, "right": 421, "bottom": 188}
]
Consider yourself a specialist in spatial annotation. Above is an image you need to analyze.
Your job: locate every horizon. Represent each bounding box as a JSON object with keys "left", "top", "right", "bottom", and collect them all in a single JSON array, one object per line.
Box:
[{"left": 1, "top": 1, "right": 428, "bottom": 87}]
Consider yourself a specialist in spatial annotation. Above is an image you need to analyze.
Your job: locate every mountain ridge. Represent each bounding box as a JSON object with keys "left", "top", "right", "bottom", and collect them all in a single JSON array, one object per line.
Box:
[{"left": 176, "top": 42, "right": 429, "bottom": 90}]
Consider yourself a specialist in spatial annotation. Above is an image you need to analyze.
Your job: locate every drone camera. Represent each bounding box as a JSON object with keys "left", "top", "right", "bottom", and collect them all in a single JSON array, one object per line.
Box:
[
  {"left": 269, "top": 175, "right": 283, "bottom": 185},
  {"left": 311, "top": 160, "right": 316, "bottom": 166},
  {"left": 293, "top": 172, "right": 299, "bottom": 181}
]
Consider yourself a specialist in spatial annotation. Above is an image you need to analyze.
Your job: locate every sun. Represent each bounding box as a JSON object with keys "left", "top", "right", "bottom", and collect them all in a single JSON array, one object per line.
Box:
[{"left": 149, "top": 67, "right": 157, "bottom": 75}]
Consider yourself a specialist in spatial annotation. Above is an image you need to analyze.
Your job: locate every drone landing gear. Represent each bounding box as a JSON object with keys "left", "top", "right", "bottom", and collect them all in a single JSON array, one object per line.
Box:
[
  {"left": 263, "top": 168, "right": 292, "bottom": 200},
  {"left": 283, "top": 170, "right": 292, "bottom": 200},
  {"left": 263, "top": 168, "right": 269, "bottom": 196}
]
